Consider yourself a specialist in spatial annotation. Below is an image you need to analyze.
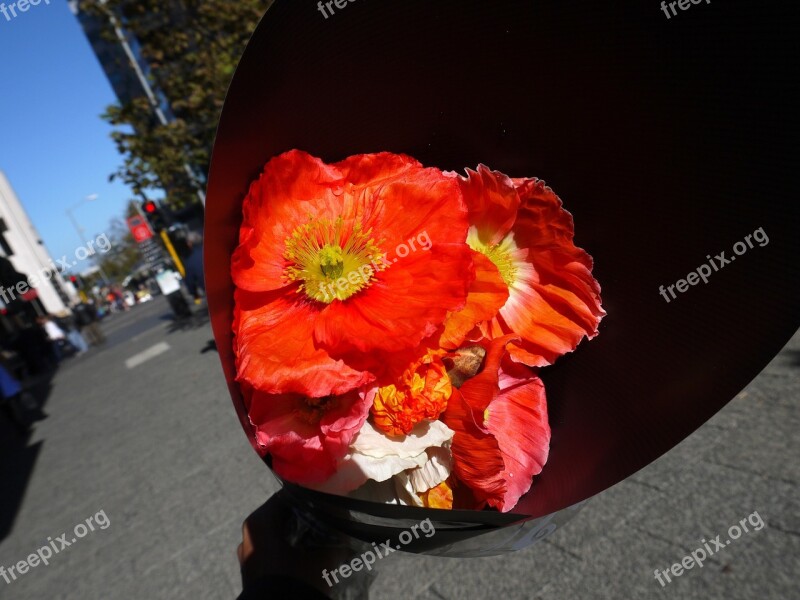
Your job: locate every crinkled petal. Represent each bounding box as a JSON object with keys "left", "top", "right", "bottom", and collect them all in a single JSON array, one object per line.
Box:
[
  {"left": 233, "top": 287, "right": 373, "bottom": 397},
  {"left": 462, "top": 170, "right": 605, "bottom": 366},
  {"left": 443, "top": 387, "right": 506, "bottom": 509},
  {"left": 407, "top": 447, "right": 452, "bottom": 493},
  {"left": 455, "top": 165, "right": 520, "bottom": 245},
  {"left": 248, "top": 388, "right": 372, "bottom": 485},
  {"left": 315, "top": 244, "right": 474, "bottom": 354},
  {"left": 232, "top": 150, "right": 344, "bottom": 293},
  {"left": 440, "top": 251, "right": 508, "bottom": 349},
  {"left": 313, "top": 420, "right": 454, "bottom": 495},
  {"left": 443, "top": 336, "right": 550, "bottom": 512},
  {"left": 485, "top": 373, "right": 550, "bottom": 512}
]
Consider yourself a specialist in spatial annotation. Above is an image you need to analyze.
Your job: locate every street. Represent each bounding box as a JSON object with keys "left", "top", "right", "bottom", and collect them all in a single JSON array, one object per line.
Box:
[{"left": 0, "top": 299, "right": 797, "bottom": 599}]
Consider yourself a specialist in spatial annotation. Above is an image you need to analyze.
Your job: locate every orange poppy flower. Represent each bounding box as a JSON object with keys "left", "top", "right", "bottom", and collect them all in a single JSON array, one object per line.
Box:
[
  {"left": 442, "top": 335, "right": 550, "bottom": 512},
  {"left": 371, "top": 349, "right": 453, "bottom": 437},
  {"left": 231, "top": 150, "right": 474, "bottom": 397},
  {"left": 451, "top": 166, "right": 605, "bottom": 366}
]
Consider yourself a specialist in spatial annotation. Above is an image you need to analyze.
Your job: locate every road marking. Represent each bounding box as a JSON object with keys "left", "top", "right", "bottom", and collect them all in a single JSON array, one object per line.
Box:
[{"left": 125, "top": 342, "right": 170, "bottom": 369}]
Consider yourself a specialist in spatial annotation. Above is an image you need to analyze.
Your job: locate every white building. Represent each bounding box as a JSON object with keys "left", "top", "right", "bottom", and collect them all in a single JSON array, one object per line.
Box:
[{"left": 0, "top": 170, "right": 77, "bottom": 315}]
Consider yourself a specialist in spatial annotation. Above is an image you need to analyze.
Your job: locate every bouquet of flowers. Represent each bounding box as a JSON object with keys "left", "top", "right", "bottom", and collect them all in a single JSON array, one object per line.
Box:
[{"left": 230, "top": 150, "right": 605, "bottom": 514}]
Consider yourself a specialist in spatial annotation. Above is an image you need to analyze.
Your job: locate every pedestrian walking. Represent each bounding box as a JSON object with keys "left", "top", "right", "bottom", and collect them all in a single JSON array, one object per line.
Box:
[
  {"left": 37, "top": 315, "right": 67, "bottom": 362},
  {"left": 65, "top": 315, "right": 89, "bottom": 355},
  {"left": 183, "top": 231, "right": 205, "bottom": 304},
  {"left": 75, "top": 301, "right": 106, "bottom": 346}
]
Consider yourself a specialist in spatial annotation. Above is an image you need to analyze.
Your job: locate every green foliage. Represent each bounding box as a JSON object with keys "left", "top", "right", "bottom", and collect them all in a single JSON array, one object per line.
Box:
[
  {"left": 95, "top": 201, "right": 144, "bottom": 283},
  {"left": 82, "top": 0, "right": 272, "bottom": 209}
]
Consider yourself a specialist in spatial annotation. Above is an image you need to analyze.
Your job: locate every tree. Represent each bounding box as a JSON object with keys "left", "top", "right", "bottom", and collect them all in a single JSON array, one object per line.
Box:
[
  {"left": 94, "top": 201, "right": 145, "bottom": 283},
  {"left": 80, "top": 0, "right": 273, "bottom": 209}
]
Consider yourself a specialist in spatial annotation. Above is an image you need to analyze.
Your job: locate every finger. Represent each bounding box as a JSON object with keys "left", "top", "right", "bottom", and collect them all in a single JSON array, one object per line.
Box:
[{"left": 239, "top": 519, "right": 253, "bottom": 561}]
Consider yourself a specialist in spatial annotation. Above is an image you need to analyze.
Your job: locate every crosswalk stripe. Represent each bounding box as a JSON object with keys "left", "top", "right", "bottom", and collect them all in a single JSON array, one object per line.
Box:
[{"left": 125, "top": 342, "right": 171, "bottom": 369}]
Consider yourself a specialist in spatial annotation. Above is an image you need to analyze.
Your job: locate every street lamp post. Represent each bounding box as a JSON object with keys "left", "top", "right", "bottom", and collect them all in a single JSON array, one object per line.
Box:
[{"left": 65, "top": 194, "right": 110, "bottom": 283}]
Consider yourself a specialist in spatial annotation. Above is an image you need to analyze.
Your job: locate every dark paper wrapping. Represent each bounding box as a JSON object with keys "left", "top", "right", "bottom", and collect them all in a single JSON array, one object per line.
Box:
[{"left": 205, "top": 0, "right": 800, "bottom": 555}]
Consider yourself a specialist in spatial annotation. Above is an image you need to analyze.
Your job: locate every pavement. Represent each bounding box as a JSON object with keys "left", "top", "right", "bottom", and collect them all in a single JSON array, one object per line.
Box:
[{"left": 0, "top": 297, "right": 797, "bottom": 599}]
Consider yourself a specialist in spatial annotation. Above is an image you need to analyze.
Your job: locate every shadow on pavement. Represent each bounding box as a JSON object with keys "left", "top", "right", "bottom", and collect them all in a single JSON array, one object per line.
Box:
[
  {"left": 165, "top": 307, "right": 210, "bottom": 334},
  {"left": 0, "top": 373, "right": 53, "bottom": 543},
  {"left": 783, "top": 349, "right": 800, "bottom": 368}
]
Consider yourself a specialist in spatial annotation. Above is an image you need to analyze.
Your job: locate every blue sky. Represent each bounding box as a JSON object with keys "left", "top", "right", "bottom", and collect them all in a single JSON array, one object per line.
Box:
[{"left": 0, "top": 0, "right": 135, "bottom": 266}]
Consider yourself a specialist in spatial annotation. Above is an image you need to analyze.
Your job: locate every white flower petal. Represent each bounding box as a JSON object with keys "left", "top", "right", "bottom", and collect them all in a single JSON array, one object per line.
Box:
[
  {"left": 351, "top": 420, "right": 454, "bottom": 459},
  {"left": 393, "top": 472, "right": 423, "bottom": 507},
  {"left": 407, "top": 447, "right": 452, "bottom": 493},
  {"left": 311, "top": 420, "right": 454, "bottom": 495}
]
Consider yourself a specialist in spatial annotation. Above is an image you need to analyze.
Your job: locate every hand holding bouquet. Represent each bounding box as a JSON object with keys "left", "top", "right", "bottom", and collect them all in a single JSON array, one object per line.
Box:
[{"left": 231, "top": 150, "right": 604, "bottom": 513}]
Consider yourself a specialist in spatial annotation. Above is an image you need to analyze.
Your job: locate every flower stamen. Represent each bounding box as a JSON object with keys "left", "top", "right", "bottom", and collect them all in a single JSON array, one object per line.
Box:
[
  {"left": 284, "top": 217, "right": 386, "bottom": 303},
  {"left": 467, "top": 227, "right": 520, "bottom": 287},
  {"left": 294, "top": 395, "right": 338, "bottom": 425}
]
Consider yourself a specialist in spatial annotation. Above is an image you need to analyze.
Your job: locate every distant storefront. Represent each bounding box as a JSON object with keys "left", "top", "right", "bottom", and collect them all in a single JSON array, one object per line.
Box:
[{"left": 0, "top": 170, "right": 77, "bottom": 335}]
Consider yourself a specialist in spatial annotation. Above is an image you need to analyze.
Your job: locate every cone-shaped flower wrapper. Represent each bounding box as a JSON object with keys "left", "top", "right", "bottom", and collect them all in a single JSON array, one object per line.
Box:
[
  {"left": 204, "top": 0, "right": 800, "bottom": 556},
  {"left": 209, "top": 148, "right": 605, "bottom": 554}
]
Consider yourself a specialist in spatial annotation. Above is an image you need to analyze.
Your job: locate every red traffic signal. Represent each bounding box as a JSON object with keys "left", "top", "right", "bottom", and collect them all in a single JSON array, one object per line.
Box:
[{"left": 140, "top": 200, "right": 168, "bottom": 231}]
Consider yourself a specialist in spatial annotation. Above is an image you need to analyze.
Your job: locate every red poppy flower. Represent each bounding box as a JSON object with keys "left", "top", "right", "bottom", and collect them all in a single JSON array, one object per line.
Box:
[
  {"left": 452, "top": 166, "right": 605, "bottom": 366},
  {"left": 231, "top": 150, "right": 474, "bottom": 397},
  {"left": 246, "top": 386, "right": 375, "bottom": 485},
  {"left": 442, "top": 335, "right": 550, "bottom": 512}
]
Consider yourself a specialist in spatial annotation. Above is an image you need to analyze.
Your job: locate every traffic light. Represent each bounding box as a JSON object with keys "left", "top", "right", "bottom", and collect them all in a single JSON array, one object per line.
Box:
[{"left": 142, "top": 201, "right": 167, "bottom": 231}]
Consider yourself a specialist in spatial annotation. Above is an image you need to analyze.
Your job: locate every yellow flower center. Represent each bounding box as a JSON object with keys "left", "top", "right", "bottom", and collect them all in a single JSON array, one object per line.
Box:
[
  {"left": 284, "top": 217, "right": 386, "bottom": 303},
  {"left": 467, "top": 227, "right": 518, "bottom": 287}
]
